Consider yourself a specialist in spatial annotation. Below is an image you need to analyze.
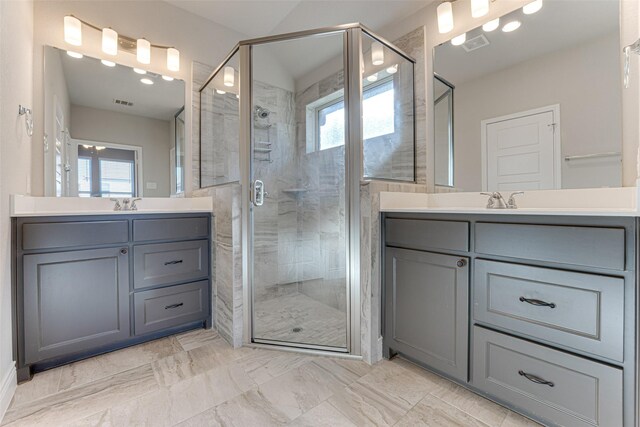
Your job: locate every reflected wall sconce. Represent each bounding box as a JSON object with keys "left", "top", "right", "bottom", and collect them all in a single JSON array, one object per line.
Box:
[
  {"left": 63, "top": 14, "right": 180, "bottom": 72},
  {"left": 371, "top": 42, "right": 384, "bottom": 65},
  {"left": 224, "top": 66, "right": 235, "bottom": 87},
  {"left": 18, "top": 105, "right": 33, "bottom": 137},
  {"left": 438, "top": 0, "right": 518, "bottom": 34}
]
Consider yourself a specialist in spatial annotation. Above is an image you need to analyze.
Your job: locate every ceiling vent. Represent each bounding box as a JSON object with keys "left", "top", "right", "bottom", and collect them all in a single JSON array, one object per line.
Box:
[
  {"left": 462, "top": 34, "right": 490, "bottom": 52},
  {"left": 114, "top": 99, "right": 134, "bottom": 107}
]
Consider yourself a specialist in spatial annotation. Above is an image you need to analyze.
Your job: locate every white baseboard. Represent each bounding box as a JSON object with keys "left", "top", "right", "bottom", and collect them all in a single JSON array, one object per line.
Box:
[{"left": 0, "top": 363, "right": 16, "bottom": 423}]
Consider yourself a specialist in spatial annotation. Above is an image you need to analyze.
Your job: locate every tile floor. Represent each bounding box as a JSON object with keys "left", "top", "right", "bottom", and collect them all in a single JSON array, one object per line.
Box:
[{"left": 2, "top": 328, "right": 541, "bottom": 427}]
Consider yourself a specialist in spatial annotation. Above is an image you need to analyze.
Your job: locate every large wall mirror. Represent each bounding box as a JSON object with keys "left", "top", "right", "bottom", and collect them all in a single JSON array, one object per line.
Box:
[
  {"left": 434, "top": 0, "right": 621, "bottom": 192},
  {"left": 43, "top": 46, "right": 186, "bottom": 197}
]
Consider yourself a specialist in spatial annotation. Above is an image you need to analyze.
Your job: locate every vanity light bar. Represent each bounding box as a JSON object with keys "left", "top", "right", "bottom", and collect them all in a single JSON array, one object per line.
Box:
[{"left": 63, "top": 15, "right": 180, "bottom": 72}]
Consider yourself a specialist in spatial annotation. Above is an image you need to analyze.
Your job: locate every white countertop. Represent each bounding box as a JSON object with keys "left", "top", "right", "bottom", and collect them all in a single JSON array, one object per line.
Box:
[
  {"left": 10, "top": 195, "right": 213, "bottom": 217},
  {"left": 379, "top": 187, "right": 640, "bottom": 217}
]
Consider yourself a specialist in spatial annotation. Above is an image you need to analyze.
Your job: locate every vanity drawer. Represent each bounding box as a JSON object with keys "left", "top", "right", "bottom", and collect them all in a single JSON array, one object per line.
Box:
[
  {"left": 22, "top": 220, "right": 128, "bottom": 250},
  {"left": 385, "top": 218, "right": 469, "bottom": 252},
  {"left": 473, "top": 326, "right": 622, "bottom": 427},
  {"left": 474, "top": 260, "right": 624, "bottom": 362},
  {"left": 475, "top": 222, "right": 625, "bottom": 270},
  {"left": 133, "top": 217, "right": 209, "bottom": 242},
  {"left": 133, "top": 240, "right": 209, "bottom": 289},
  {"left": 134, "top": 281, "right": 208, "bottom": 335}
]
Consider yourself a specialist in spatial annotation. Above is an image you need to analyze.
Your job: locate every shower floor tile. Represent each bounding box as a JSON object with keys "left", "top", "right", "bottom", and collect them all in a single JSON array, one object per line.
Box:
[
  {"left": 253, "top": 292, "right": 347, "bottom": 348},
  {"left": 3, "top": 328, "right": 541, "bottom": 427}
]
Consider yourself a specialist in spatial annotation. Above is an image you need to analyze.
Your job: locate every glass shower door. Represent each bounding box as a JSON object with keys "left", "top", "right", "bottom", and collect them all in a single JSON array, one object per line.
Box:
[{"left": 250, "top": 32, "right": 349, "bottom": 350}]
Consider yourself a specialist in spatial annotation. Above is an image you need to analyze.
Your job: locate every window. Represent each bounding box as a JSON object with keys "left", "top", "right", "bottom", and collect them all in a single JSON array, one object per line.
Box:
[
  {"left": 100, "top": 159, "right": 135, "bottom": 198},
  {"left": 78, "top": 157, "right": 92, "bottom": 197},
  {"left": 77, "top": 145, "right": 137, "bottom": 197},
  {"left": 314, "top": 78, "right": 395, "bottom": 151}
]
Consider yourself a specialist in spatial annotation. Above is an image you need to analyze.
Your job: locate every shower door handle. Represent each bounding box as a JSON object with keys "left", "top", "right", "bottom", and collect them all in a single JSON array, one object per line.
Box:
[{"left": 253, "top": 179, "right": 265, "bottom": 206}]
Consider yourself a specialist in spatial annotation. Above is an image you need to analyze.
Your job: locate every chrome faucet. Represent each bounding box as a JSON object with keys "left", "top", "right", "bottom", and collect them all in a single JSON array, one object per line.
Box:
[
  {"left": 481, "top": 192, "right": 524, "bottom": 209},
  {"left": 110, "top": 198, "right": 122, "bottom": 211},
  {"left": 130, "top": 198, "right": 142, "bottom": 211}
]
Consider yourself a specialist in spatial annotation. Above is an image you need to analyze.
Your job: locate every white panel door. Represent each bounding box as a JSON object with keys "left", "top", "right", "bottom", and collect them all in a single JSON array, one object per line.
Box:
[{"left": 482, "top": 106, "right": 559, "bottom": 191}]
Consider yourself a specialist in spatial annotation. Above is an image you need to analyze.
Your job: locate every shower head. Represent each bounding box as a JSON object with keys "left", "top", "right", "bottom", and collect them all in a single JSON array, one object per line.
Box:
[{"left": 254, "top": 105, "right": 270, "bottom": 119}]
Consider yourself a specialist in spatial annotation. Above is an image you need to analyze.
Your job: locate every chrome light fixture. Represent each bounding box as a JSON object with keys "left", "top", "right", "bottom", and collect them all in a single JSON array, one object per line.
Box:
[
  {"left": 371, "top": 42, "right": 384, "bottom": 66},
  {"left": 470, "top": 0, "right": 489, "bottom": 18},
  {"left": 64, "top": 16, "right": 82, "bottom": 46},
  {"left": 137, "top": 39, "right": 151, "bottom": 64},
  {"left": 102, "top": 28, "right": 118, "bottom": 55},
  {"left": 167, "top": 48, "right": 180, "bottom": 72}
]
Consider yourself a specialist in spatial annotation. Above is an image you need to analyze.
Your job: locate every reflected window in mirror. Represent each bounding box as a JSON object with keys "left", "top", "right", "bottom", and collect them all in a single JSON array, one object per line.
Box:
[
  {"left": 433, "top": 0, "right": 621, "bottom": 192},
  {"left": 43, "top": 46, "right": 185, "bottom": 197},
  {"left": 434, "top": 75, "right": 454, "bottom": 187}
]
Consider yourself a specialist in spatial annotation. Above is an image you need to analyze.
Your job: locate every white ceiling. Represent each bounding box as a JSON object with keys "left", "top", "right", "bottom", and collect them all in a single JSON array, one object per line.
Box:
[
  {"left": 165, "top": 0, "right": 428, "bottom": 39},
  {"left": 434, "top": 0, "right": 619, "bottom": 86},
  {"left": 57, "top": 47, "right": 185, "bottom": 121}
]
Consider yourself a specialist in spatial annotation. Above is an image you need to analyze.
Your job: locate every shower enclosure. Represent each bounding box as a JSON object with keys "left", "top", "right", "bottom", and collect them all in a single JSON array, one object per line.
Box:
[{"left": 200, "top": 24, "right": 415, "bottom": 354}]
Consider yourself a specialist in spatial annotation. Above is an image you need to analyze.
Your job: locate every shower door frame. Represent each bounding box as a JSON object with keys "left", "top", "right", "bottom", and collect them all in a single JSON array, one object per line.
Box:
[{"left": 240, "top": 25, "right": 362, "bottom": 355}]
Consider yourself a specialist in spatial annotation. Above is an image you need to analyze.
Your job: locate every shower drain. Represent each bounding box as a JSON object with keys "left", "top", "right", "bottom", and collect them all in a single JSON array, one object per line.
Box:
[{"left": 292, "top": 327, "right": 303, "bottom": 333}]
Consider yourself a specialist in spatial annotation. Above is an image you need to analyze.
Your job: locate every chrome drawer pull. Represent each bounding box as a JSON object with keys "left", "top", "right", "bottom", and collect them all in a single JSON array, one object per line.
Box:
[
  {"left": 518, "top": 370, "right": 555, "bottom": 387},
  {"left": 519, "top": 296, "right": 556, "bottom": 309},
  {"left": 165, "top": 302, "right": 184, "bottom": 310},
  {"left": 164, "top": 259, "right": 184, "bottom": 266}
]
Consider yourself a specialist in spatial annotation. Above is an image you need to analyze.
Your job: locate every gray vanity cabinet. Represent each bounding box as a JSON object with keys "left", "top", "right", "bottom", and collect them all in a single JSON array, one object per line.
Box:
[
  {"left": 384, "top": 247, "right": 469, "bottom": 381},
  {"left": 23, "top": 247, "right": 130, "bottom": 364},
  {"left": 13, "top": 213, "right": 212, "bottom": 381}
]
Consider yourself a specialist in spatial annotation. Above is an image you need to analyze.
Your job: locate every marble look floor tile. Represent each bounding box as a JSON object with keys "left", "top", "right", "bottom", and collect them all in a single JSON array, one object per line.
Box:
[
  {"left": 311, "top": 357, "right": 372, "bottom": 383},
  {"left": 327, "top": 381, "right": 409, "bottom": 426},
  {"left": 289, "top": 401, "right": 356, "bottom": 427},
  {"left": 355, "top": 360, "right": 435, "bottom": 408},
  {"left": 152, "top": 337, "right": 254, "bottom": 387},
  {"left": 232, "top": 348, "right": 311, "bottom": 385},
  {"left": 10, "top": 368, "right": 61, "bottom": 408},
  {"left": 207, "top": 389, "right": 291, "bottom": 427},
  {"left": 2, "top": 364, "right": 158, "bottom": 427},
  {"left": 433, "top": 383, "right": 509, "bottom": 426},
  {"left": 395, "top": 394, "right": 491, "bottom": 427},
  {"left": 501, "top": 411, "right": 543, "bottom": 427},
  {"left": 58, "top": 337, "right": 182, "bottom": 391},
  {"left": 256, "top": 360, "right": 352, "bottom": 421},
  {"left": 176, "top": 328, "right": 220, "bottom": 351}
]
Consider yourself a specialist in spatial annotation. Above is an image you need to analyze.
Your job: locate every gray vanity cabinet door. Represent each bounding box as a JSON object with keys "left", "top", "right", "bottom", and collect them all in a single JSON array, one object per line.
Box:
[
  {"left": 385, "top": 247, "right": 469, "bottom": 381},
  {"left": 23, "top": 247, "right": 130, "bottom": 364}
]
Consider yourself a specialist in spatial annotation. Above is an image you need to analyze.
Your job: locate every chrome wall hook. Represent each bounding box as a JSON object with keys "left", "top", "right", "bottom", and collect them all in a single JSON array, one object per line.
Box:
[{"left": 18, "top": 105, "right": 33, "bottom": 137}]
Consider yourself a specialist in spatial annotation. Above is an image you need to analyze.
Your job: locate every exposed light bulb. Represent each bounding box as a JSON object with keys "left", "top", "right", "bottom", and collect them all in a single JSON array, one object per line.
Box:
[
  {"left": 216, "top": 89, "right": 226, "bottom": 94},
  {"left": 471, "top": 0, "right": 489, "bottom": 18},
  {"left": 502, "top": 20, "right": 521, "bottom": 32},
  {"left": 66, "top": 51, "right": 83, "bottom": 59},
  {"left": 162, "top": 75, "right": 174, "bottom": 81},
  {"left": 451, "top": 33, "right": 466, "bottom": 46},
  {"left": 371, "top": 41, "right": 384, "bottom": 66},
  {"left": 437, "top": 2, "right": 454, "bottom": 34},
  {"left": 64, "top": 16, "right": 82, "bottom": 46},
  {"left": 366, "top": 73, "right": 378, "bottom": 82},
  {"left": 140, "top": 78, "right": 154, "bottom": 85},
  {"left": 523, "top": 0, "right": 543, "bottom": 14},
  {"left": 167, "top": 48, "right": 180, "bottom": 72},
  {"left": 482, "top": 18, "right": 500, "bottom": 32},
  {"left": 386, "top": 64, "right": 398, "bottom": 74},
  {"left": 101, "top": 59, "right": 116, "bottom": 67},
  {"left": 224, "top": 66, "right": 235, "bottom": 87},
  {"left": 137, "top": 39, "right": 151, "bottom": 64},
  {"left": 133, "top": 68, "right": 146, "bottom": 75},
  {"left": 102, "top": 28, "right": 118, "bottom": 56}
]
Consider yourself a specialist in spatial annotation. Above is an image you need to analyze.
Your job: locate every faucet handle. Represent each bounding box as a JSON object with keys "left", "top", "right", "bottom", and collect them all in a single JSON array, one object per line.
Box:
[
  {"left": 507, "top": 192, "right": 524, "bottom": 209},
  {"left": 130, "top": 198, "right": 142, "bottom": 211},
  {"left": 480, "top": 192, "right": 496, "bottom": 208},
  {"left": 110, "top": 198, "right": 122, "bottom": 211}
]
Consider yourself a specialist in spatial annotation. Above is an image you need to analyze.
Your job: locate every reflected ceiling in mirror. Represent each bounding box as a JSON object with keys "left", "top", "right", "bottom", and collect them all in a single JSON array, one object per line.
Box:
[
  {"left": 44, "top": 46, "right": 186, "bottom": 198},
  {"left": 433, "top": 0, "right": 621, "bottom": 192}
]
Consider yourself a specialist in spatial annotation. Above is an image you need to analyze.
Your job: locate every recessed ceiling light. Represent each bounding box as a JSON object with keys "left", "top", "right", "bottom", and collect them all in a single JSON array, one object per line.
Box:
[
  {"left": 386, "top": 64, "right": 398, "bottom": 74},
  {"left": 66, "top": 51, "right": 83, "bottom": 59},
  {"left": 451, "top": 33, "right": 467, "bottom": 46},
  {"left": 482, "top": 18, "right": 500, "bottom": 32},
  {"left": 366, "top": 73, "right": 378, "bottom": 82},
  {"left": 216, "top": 89, "right": 226, "bottom": 94},
  {"left": 140, "top": 78, "right": 154, "bottom": 85},
  {"left": 133, "top": 68, "right": 146, "bottom": 75},
  {"left": 523, "top": 0, "right": 543, "bottom": 15},
  {"left": 101, "top": 59, "right": 116, "bottom": 67},
  {"left": 162, "top": 75, "right": 174, "bottom": 81},
  {"left": 502, "top": 20, "right": 521, "bottom": 32}
]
